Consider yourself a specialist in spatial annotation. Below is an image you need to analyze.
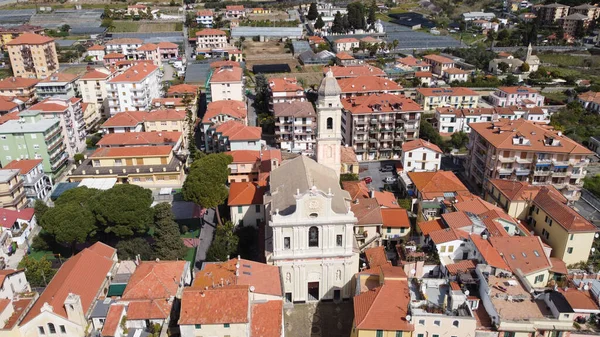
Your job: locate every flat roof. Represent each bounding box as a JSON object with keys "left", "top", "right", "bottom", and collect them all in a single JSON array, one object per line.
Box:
[
  {"left": 0, "top": 118, "right": 60, "bottom": 134},
  {"left": 78, "top": 178, "right": 117, "bottom": 190},
  {"left": 488, "top": 275, "right": 549, "bottom": 321},
  {"left": 231, "top": 26, "right": 303, "bottom": 38},
  {"left": 0, "top": 169, "right": 19, "bottom": 183}
]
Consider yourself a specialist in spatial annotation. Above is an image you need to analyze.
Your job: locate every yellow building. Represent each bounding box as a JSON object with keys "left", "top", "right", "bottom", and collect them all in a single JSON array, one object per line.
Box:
[
  {"left": 352, "top": 265, "right": 413, "bottom": 337},
  {"left": 7, "top": 33, "right": 58, "bottom": 79},
  {"left": 415, "top": 87, "right": 479, "bottom": 111},
  {"left": 485, "top": 179, "right": 598, "bottom": 266},
  {"left": 144, "top": 109, "right": 189, "bottom": 147},
  {"left": 0, "top": 25, "right": 45, "bottom": 50},
  {"left": 0, "top": 169, "right": 26, "bottom": 210}
]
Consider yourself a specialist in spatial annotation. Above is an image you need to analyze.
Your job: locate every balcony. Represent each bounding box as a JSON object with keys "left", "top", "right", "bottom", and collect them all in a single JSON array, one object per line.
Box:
[
  {"left": 552, "top": 160, "right": 570, "bottom": 167},
  {"left": 355, "top": 120, "right": 367, "bottom": 125},
  {"left": 551, "top": 171, "right": 568, "bottom": 177},
  {"left": 534, "top": 170, "right": 551, "bottom": 176},
  {"left": 354, "top": 138, "right": 367, "bottom": 143},
  {"left": 572, "top": 159, "right": 590, "bottom": 167},
  {"left": 514, "top": 168, "right": 531, "bottom": 176},
  {"left": 369, "top": 138, "right": 377, "bottom": 143},
  {"left": 515, "top": 157, "right": 533, "bottom": 164},
  {"left": 498, "top": 167, "right": 514, "bottom": 175},
  {"left": 498, "top": 156, "right": 514, "bottom": 163},
  {"left": 370, "top": 119, "right": 378, "bottom": 125},
  {"left": 355, "top": 129, "right": 367, "bottom": 134},
  {"left": 570, "top": 171, "right": 586, "bottom": 178}
]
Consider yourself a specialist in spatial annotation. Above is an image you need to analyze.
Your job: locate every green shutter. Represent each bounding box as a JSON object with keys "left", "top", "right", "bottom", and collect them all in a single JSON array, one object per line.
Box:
[
  {"left": 194, "top": 324, "right": 201, "bottom": 329},
  {"left": 376, "top": 330, "right": 383, "bottom": 337}
]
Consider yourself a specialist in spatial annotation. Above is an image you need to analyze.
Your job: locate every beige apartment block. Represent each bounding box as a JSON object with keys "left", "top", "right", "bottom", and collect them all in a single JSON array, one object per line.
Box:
[
  {"left": 7, "top": 33, "right": 58, "bottom": 79},
  {"left": 0, "top": 169, "right": 26, "bottom": 210}
]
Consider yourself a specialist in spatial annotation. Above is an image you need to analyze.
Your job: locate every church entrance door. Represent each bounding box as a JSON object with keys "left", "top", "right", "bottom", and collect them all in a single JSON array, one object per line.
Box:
[{"left": 308, "top": 282, "right": 319, "bottom": 301}]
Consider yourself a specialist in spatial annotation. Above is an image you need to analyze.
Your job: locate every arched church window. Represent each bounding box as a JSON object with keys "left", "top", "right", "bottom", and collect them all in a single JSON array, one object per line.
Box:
[
  {"left": 309, "top": 227, "right": 319, "bottom": 247},
  {"left": 327, "top": 117, "right": 333, "bottom": 130}
]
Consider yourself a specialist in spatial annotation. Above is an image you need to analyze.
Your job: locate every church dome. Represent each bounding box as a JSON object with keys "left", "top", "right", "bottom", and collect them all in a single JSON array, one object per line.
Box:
[{"left": 318, "top": 69, "right": 341, "bottom": 97}]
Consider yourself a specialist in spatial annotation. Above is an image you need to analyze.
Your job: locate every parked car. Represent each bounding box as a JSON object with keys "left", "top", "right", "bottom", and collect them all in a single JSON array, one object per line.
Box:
[
  {"left": 385, "top": 176, "right": 397, "bottom": 183},
  {"left": 380, "top": 165, "right": 394, "bottom": 172},
  {"left": 363, "top": 176, "right": 373, "bottom": 184}
]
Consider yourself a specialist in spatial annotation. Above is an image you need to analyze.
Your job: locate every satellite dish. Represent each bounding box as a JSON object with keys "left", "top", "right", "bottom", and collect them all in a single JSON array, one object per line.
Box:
[
  {"left": 592, "top": 248, "right": 596, "bottom": 253},
  {"left": 595, "top": 233, "right": 599, "bottom": 239},
  {"left": 410, "top": 269, "right": 416, "bottom": 275},
  {"left": 406, "top": 315, "right": 411, "bottom": 322},
  {"left": 584, "top": 284, "right": 590, "bottom": 291},
  {"left": 465, "top": 290, "right": 470, "bottom": 296}
]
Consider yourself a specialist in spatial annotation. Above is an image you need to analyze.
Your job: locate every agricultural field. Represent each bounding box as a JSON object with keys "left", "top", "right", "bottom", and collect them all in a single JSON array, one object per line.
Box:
[
  {"left": 538, "top": 53, "right": 600, "bottom": 68},
  {"left": 109, "top": 21, "right": 183, "bottom": 32}
]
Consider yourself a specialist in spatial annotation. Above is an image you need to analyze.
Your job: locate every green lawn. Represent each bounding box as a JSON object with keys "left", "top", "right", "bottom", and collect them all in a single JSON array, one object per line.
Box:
[
  {"left": 538, "top": 53, "right": 600, "bottom": 67},
  {"left": 184, "top": 247, "right": 197, "bottom": 264},
  {"left": 0, "top": 69, "right": 11, "bottom": 80},
  {"left": 27, "top": 250, "right": 57, "bottom": 261},
  {"left": 109, "top": 21, "right": 141, "bottom": 33},
  {"left": 181, "top": 229, "right": 200, "bottom": 238},
  {"left": 543, "top": 91, "right": 568, "bottom": 104}
]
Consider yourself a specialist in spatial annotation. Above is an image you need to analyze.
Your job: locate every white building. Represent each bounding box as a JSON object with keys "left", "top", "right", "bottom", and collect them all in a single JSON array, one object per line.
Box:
[
  {"left": 488, "top": 86, "right": 545, "bottom": 107},
  {"left": 273, "top": 101, "right": 316, "bottom": 155},
  {"left": 87, "top": 45, "right": 105, "bottom": 62},
  {"left": 3, "top": 159, "right": 53, "bottom": 202},
  {"left": 105, "top": 38, "right": 143, "bottom": 59},
  {"left": 106, "top": 63, "right": 161, "bottom": 114},
  {"left": 195, "top": 28, "right": 229, "bottom": 55},
  {"left": 462, "top": 11, "right": 495, "bottom": 21},
  {"left": 315, "top": 70, "right": 343, "bottom": 177},
  {"left": 264, "top": 155, "right": 359, "bottom": 302},
  {"left": 401, "top": 139, "right": 442, "bottom": 172},
  {"left": 196, "top": 9, "right": 214, "bottom": 27},
  {"left": 443, "top": 68, "right": 469, "bottom": 83},
  {"left": 334, "top": 38, "right": 359, "bottom": 53},
  {"left": 209, "top": 66, "right": 244, "bottom": 102},
  {"left": 228, "top": 182, "right": 265, "bottom": 227},
  {"left": 77, "top": 67, "right": 112, "bottom": 126},
  {"left": 35, "top": 72, "right": 79, "bottom": 100}
]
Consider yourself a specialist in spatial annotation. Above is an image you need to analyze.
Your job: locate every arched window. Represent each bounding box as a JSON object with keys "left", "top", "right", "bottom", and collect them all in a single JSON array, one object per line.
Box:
[
  {"left": 48, "top": 323, "right": 56, "bottom": 334},
  {"left": 327, "top": 117, "right": 333, "bottom": 130},
  {"left": 309, "top": 226, "right": 319, "bottom": 247},
  {"left": 452, "top": 320, "right": 459, "bottom": 327}
]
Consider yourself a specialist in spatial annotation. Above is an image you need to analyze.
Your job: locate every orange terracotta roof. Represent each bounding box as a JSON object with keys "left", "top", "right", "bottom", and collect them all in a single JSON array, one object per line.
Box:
[
  {"left": 197, "top": 9, "right": 213, "bottom": 16},
  {"left": 102, "top": 111, "right": 146, "bottom": 127},
  {"left": 450, "top": 281, "right": 461, "bottom": 290},
  {"left": 193, "top": 258, "right": 282, "bottom": 296},
  {"left": 214, "top": 120, "right": 261, "bottom": 141},
  {"left": 364, "top": 246, "right": 390, "bottom": 268},
  {"left": 137, "top": 43, "right": 158, "bottom": 52},
  {"left": 90, "top": 145, "right": 172, "bottom": 158},
  {"left": 225, "top": 150, "right": 260, "bottom": 163},
  {"left": 373, "top": 190, "right": 400, "bottom": 208},
  {"left": 489, "top": 236, "right": 551, "bottom": 275},
  {"left": 272, "top": 101, "right": 314, "bottom": 118},
  {"left": 418, "top": 219, "right": 444, "bottom": 236},
  {"left": 442, "top": 211, "right": 474, "bottom": 229},
  {"left": 0, "top": 77, "right": 39, "bottom": 89},
  {"left": 39, "top": 72, "right": 78, "bottom": 83},
  {"left": 97, "top": 131, "right": 181, "bottom": 147},
  {"left": 414, "top": 71, "right": 432, "bottom": 78},
  {"left": 341, "top": 146, "right": 358, "bottom": 164},
  {"left": 0, "top": 269, "right": 25, "bottom": 288},
  {"left": 429, "top": 228, "right": 468, "bottom": 244},
  {"left": 268, "top": 77, "right": 303, "bottom": 93},
  {"left": 381, "top": 208, "right": 409, "bottom": 228},
  {"left": 444, "top": 67, "right": 469, "bottom": 75},
  {"left": 469, "top": 119, "right": 592, "bottom": 155},
  {"left": 104, "top": 52, "right": 126, "bottom": 59},
  {"left": 336, "top": 37, "right": 359, "bottom": 43},
  {"left": 559, "top": 288, "right": 599, "bottom": 311},
  {"left": 0, "top": 208, "right": 33, "bottom": 229},
  {"left": 402, "top": 139, "right": 442, "bottom": 153},
  {"left": 453, "top": 195, "right": 500, "bottom": 215},
  {"left": 533, "top": 187, "right": 597, "bottom": 233},
  {"left": 351, "top": 198, "right": 383, "bottom": 225},
  {"left": 550, "top": 257, "right": 568, "bottom": 275},
  {"left": 342, "top": 94, "right": 421, "bottom": 115},
  {"left": 324, "top": 65, "right": 386, "bottom": 78},
  {"left": 157, "top": 41, "right": 178, "bottom": 49},
  {"left": 0, "top": 110, "right": 20, "bottom": 126},
  {"left": 308, "top": 36, "right": 325, "bottom": 44},
  {"left": 407, "top": 171, "right": 469, "bottom": 199},
  {"left": 210, "top": 60, "right": 241, "bottom": 69},
  {"left": 196, "top": 28, "right": 227, "bottom": 36},
  {"left": 397, "top": 56, "right": 429, "bottom": 67},
  {"left": 109, "top": 63, "right": 158, "bottom": 83},
  {"left": 226, "top": 5, "right": 245, "bottom": 10},
  {"left": 202, "top": 100, "right": 247, "bottom": 123},
  {"left": 336, "top": 52, "right": 354, "bottom": 60},
  {"left": 423, "top": 54, "right": 455, "bottom": 64},
  {"left": 101, "top": 305, "right": 124, "bottom": 337},
  {"left": 20, "top": 242, "right": 116, "bottom": 325},
  {"left": 251, "top": 301, "right": 283, "bottom": 337},
  {"left": 3, "top": 159, "right": 42, "bottom": 174},
  {"left": 146, "top": 109, "right": 186, "bottom": 121},
  {"left": 180, "top": 287, "right": 249, "bottom": 325},
  {"left": 227, "top": 182, "right": 265, "bottom": 206},
  {"left": 469, "top": 234, "right": 510, "bottom": 271},
  {"left": 210, "top": 66, "right": 243, "bottom": 83},
  {"left": 360, "top": 36, "right": 381, "bottom": 43},
  {"left": 80, "top": 69, "right": 111, "bottom": 80},
  {"left": 0, "top": 96, "right": 19, "bottom": 112},
  {"left": 417, "top": 87, "right": 478, "bottom": 97},
  {"left": 446, "top": 260, "right": 477, "bottom": 275},
  {"left": 337, "top": 76, "right": 402, "bottom": 94},
  {"left": 353, "top": 279, "right": 412, "bottom": 331},
  {"left": 7, "top": 32, "right": 53, "bottom": 45},
  {"left": 167, "top": 83, "right": 198, "bottom": 95},
  {"left": 342, "top": 180, "right": 370, "bottom": 200},
  {"left": 122, "top": 260, "right": 186, "bottom": 300},
  {"left": 87, "top": 44, "right": 105, "bottom": 51},
  {"left": 127, "top": 299, "right": 172, "bottom": 320}
]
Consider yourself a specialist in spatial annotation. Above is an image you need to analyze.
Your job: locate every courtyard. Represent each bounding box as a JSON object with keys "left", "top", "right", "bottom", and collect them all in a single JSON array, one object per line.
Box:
[{"left": 284, "top": 302, "right": 354, "bottom": 337}]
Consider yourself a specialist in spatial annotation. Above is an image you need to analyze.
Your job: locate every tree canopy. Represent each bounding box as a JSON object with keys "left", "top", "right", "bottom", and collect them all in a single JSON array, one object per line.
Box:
[
  {"left": 93, "top": 184, "right": 154, "bottom": 237},
  {"left": 152, "top": 203, "right": 187, "bottom": 260},
  {"left": 116, "top": 238, "right": 154, "bottom": 260},
  {"left": 40, "top": 203, "right": 96, "bottom": 250},
  {"left": 19, "top": 256, "right": 55, "bottom": 288},
  {"left": 307, "top": 2, "right": 319, "bottom": 21},
  {"left": 206, "top": 220, "right": 239, "bottom": 261},
  {"left": 314, "top": 14, "right": 325, "bottom": 30},
  {"left": 550, "top": 101, "right": 600, "bottom": 144}
]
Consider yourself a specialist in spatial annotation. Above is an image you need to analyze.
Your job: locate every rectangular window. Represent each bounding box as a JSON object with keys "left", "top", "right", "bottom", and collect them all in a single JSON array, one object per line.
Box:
[
  {"left": 284, "top": 237, "right": 290, "bottom": 249},
  {"left": 336, "top": 234, "right": 343, "bottom": 247},
  {"left": 195, "top": 324, "right": 201, "bottom": 329},
  {"left": 570, "top": 234, "right": 574, "bottom": 240},
  {"left": 567, "top": 247, "right": 573, "bottom": 254},
  {"left": 418, "top": 334, "right": 424, "bottom": 337},
  {"left": 49, "top": 325, "right": 56, "bottom": 334},
  {"left": 396, "top": 331, "right": 402, "bottom": 337},
  {"left": 224, "top": 323, "right": 230, "bottom": 328},
  {"left": 255, "top": 205, "right": 261, "bottom": 213},
  {"left": 400, "top": 228, "right": 405, "bottom": 234},
  {"left": 376, "top": 331, "right": 383, "bottom": 337},
  {"left": 448, "top": 246, "right": 454, "bottom": 252},
  {"left": 440, "top": 246, "right": 446, "bottom": 253},
  {"left": 39, "top": 327, "right": 45, "bottom": 335},
  {"left": 237, "top": 206, "right": 243, "bottom": 214},
  {"left": 59, "top": 326, "right": 66, "bottom": 333},
  {"left": 387, "top": 228, "right": 391, "bottom": 233},
  {"left": 418, "top": 320, "right": 425, "bottom": 325},
  {"left": 534, "top": 274, "right": 544, "bottom": 284}
]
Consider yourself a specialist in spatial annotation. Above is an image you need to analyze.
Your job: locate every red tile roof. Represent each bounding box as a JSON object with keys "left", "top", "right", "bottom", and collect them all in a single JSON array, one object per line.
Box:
[
  {"left": 351, "top": 198, "right": 383, "bottom": 225},
  {"left": 109, "top": 63, "right": 158, "bottom": 83},
  {"left": 179, "top": 286, "right": 249, "bottom": 325},
  {"left": 342, "top": 93, "right": 422, "bottom": 115},
  {"left": 196, "top": 28, "right": 227, "bottom": 36},
  {"left": 353, "top": 280, "right": 413, "bottom": 331},
  {"left": 489, "top": 236, "right": 551, "bottom": 275},
  {"left": 550, "top": 257, "right": 568, "bottom": 275},
  {"left": 196, "top": 9, "right": 213, "bottom": 16},
  {"left": 102, "top": 111, "right": 146, "bottom": 127},
  {"left": 226, "top": 5, "right": 244, "bottom": 10},
  {"left": 414, "top": 71, "right": 432, "bottom": 78},
  {"left": 101, "top": 305, "right": 124, "bottom": 337},
  {"left": 336, "top": 37, "right": 359, "bottom": 43},
  {"left": 7, "top": 32, "right": 53, "bottom": 45},
  {"left": 444, "top": 67, "right": 469, "bottom": 75},
  {"left": 488, "top": 179, "right": 564, "bottom": 202},
  {"left": 3, "top": 159, "right": 42, "bottom": 174},
  {"left": 397, "top": 56, "right": 429, "bottom": 67},
  {"left": 251, "top": 301, "right": 283, "bottom": 337},
  {"left": 202, "top": 100, "right": 247, "bottom": 123},
  {"left": 429, "top": 228, "right": 468, "bottom": 244},
  {"left": 157, "top": 41, "right": 178, "bottom": 49},
  {"left": 39, "top": 72, "right": 78, "bottom": 83},
  {"left": 407, "top": 171, "right": 469, "bottom": 199},
  {"left": 373, "top": 190, "right": 400, "bottom": 208},
  {"left": 268, "top": 77, "right": 303, "bottom": 93},
  {"left": 137, "top": 43, "right": 158, "bottom": 52},
  {"left": 0, "top": 111, "right": 20, "bottom": 125},
  {"left": 122, "top": 261, "right": 186, "bottom": 300},
  {"left": 402, "top": 139, "right": 442, "bottom": 153},
  {"left": 336, "top": 52, "right": 354, "bottom": 60},
  {"left": 0, "top": 269, "right": 25, "bottom": 289},
  {"left": 446, "top": 260, "right": 477, "bottom": 275},
  {"left": 423, "top": 54, "right": 455, "bottom": 64},
  {"left": 210, "top": 66, "right": 243, "bottom": 83},
  {"left": 453, "top": 195, "right": 501, "bottom": 215},
  {"left": 126, "top": 300, "right": 173, "bottom": 320},
  {"left": 90, "top": 145, "right": 173, "bottom": 158},
  {"left": 364, "top": 246, "right": 390, "bottom": 268},
  {"left": 0, "top": 77, "right": 39, "bottom": 89},
  {"left": 96, "top": 131, "right": 181, "bottom": 147},
  {"left": 167, "top": 84, "right": 198, "bottom": 95},
  {"left": 225, "top": 150, "right": 260, "bottom": 163},
  {"left": 442, "top": 211, "right": 473, "bottom": 229},
  {"left": 80, "top": 69, "right": 111, "bottom": 80},
  {"left": 215, "top": 120, "right": 261, "bottom": 141},
  {"left": 20, "top": 242, "right": 116, "bottom": 325},
  {"left": 337, "top": 76, "right": 403, "bottom": 94},
  {"left": 381, "top": 208, "right": 410, "bottom": 228},
  {"left": 342, "top": 180, "right": 370, "bottom": 200},
  {"left": 559, "top": 288, "right": 600, "bottom": 311},
  {"left": 533, "top": 187, "right": 597, "bottom": 233},
  {"left": 469, "top": 234, "right": 510, "bottom": 271},
  {"left": 87, "top": 44, "right": 105, "bottom": 51},
  {"left": 145, "top": 109, "right": 186, "bottom": 121},
  {"left": 227, "top": 182, "right": 265, "bottom": 206},
  {"left": 104, "top": 52, "right": 126, "bottom": 59},
  {"left": 418, "top": 219, "right": 444, "bottom": 236}
]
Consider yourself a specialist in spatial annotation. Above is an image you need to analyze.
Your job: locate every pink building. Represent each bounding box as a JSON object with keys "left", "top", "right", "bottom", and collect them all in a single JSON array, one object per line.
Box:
[{"left": 157, "top": 42, "right": 179, "bottom": 60}]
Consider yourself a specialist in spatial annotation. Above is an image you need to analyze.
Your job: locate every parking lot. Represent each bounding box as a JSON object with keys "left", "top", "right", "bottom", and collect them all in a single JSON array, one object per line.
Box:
[{"left": 358, "top": 160, "right": 399, "bottom": 193}]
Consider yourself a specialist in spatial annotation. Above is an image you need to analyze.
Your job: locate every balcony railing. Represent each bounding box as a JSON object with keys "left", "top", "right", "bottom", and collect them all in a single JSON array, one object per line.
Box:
[{"left": 551, "top": 171, "right": 568, "bottom": 177}]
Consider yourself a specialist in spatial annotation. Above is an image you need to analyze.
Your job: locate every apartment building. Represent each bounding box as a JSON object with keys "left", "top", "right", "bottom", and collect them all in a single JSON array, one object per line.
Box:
[
  {"left": 323, "top": 65, "right": 386, "bottom": 79},
  {"left": 86, "top": 44, "right": 105, "bottom": 61},
  {"left": 423, "top": 54, "right": 455, "bottom": 76},
  {"left": 106, "top": 62, "right": 161, "bottom": 114},
  {"left": 135, "top": 43, "right": 162, "bottom": 67},
  {"left": 561, "top": 13, "right": 591, "bottom": 35},
  {"left": 105, "top": 38, "right": 143, "bottom": 59},
  {"left": 537, "top": 3, "right": 570, "bottom": 23},
  {"left": 274, "top": 101, "right": 316, "bottom": 154},
  {"left": 466, "top": 118, "right": 592, "bottom": 200},
  {"left": 489, "top": 86, "right": 545, "bottom": 107},
  {"left": 195, "top": 28, "right": 228, "bottom": 55},
  {"left": 577, "top": 90, "right": 600, "bottom": 112},
  {"left": 434, "top": 105, "right": 550, "bottom": 135},
  {"left": 201, "top": 100, "right": 247, "bottom": 149},
  {"left": 0, "top": 24, "right": 44, "bottom": 50},
  {"left": 268, "top": 77, "right": 305, "bottom": 104},
  {"left": 3, "top": 159, "right": 52, "bottom": 202},
  {"left": 334, "top": 38, "right": 359, "bottom": 52},
  {"left": 209, "top": 66, "right": 244, "bottom": 102},
  {"left": 395, "top": 55, "right": 431, "bottom": 72},
  {"left": 0, "top": 77, "right": 39, "bottom": 104},
  {"left": 401, "top": 139, "right": 442, "bottom": 172},
  {"left": 101, "top": 111, "right": 145, "bottom": 134},
  {"left": 337, "top": 76, "right": 403, "bottom": 98},
  {"left": 228, "top": 182, "right": 266, "bottom": 227},
  {"left": 405, "top": 170, "right": 469, "bottom": 219},
  {"left": 77, "top": 67, "right": 112, "bottom": 126},
  {"left": 206, "top": 120, "right": 261, "bottom": 153},
  {"left": 166, "top": 83, "right": 199, "bottom": 99},
  {"left": 570, "top": 3, "right": 600, "bottom": 20},
  {"left": 416, "top": 87, "right": 479, "bottom": 111},
  {"left": 225, "top": 149, "right": 281, "bottom": 183},
  {"left": 0, "top": 111, "right": 66, "bottom": 175},
  {"left": 103, "top": 52, "right": 126, "bottom": 66},
  {"left": 28, "top": 97, "right": 87, "bottom": 157},
  {"left": 485, "top": 179, "right": 597, "bottom": 265},
  {"left": 225, "top": 5, "right": 246, "bottom": 18},
  {"left": 34, "top": 72, "right": 79, "bottom": 100},
  {"left": 443, "top": 68, "right": 469, "bottom": 83},
  {"left": 7, "top": 33, "right": 58, "bottom": 79},
  {"left": 144, "top": 109, "right": 189, "bottom": 146},
  {"left": 341, "top": 93, "right": 423, "bottom": 161},
  {"left": 0, "top": 169, "right": 26, "bottom": 210},
  {"left": 196, "top": 9, "right": 214, "bottom": 27}
]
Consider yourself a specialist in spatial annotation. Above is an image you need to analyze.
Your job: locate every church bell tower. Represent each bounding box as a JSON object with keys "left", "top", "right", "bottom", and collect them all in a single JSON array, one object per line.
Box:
[{"left": 315, "top": 69, "right": 342, "bottom": 177}]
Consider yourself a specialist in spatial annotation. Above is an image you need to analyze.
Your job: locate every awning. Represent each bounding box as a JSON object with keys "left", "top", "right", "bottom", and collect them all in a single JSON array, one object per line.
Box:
[
  {"left": 107, "top": 284, "right": 126, "bottom": 297},
  {"left": 536, "top": 163, "right": 551, "bottom": 167},
  {"left": 554, "top": 166, "right": 568, "bottom": 169},
  {"left": 515, "top": 171, "right": 530, "bottom": 175}
]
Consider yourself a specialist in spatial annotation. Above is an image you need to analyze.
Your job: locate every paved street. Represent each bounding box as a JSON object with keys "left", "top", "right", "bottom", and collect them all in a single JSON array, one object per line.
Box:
[
  {"left": 246, "top": 92, "right": 257, "bottom": 127},
  {"left": 358, "top": 161, "right": 397, "bottom": 193},
  {"left": 163, "top": 64, "right": 176, "bottom": 82},
  {"left": 194, "top": 208, "right": 216, "bottom": 271}
]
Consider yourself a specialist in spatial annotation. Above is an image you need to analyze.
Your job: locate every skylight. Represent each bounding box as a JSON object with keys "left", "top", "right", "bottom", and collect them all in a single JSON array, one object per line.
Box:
[{"left": 533, "top": 250, "right": 540, "bottom": 257}]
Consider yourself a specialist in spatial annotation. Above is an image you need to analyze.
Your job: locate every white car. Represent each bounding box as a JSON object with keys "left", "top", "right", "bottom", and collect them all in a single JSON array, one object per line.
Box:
[{"left": 385, "top": 176, "right": 397, "bottom": 183}]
